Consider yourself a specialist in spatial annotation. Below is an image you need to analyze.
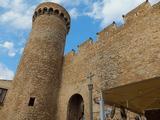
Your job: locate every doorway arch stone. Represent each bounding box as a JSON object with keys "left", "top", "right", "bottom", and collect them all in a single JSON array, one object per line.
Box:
[{"left": 67, "top": 94, "right": 84, "bottom": 120}]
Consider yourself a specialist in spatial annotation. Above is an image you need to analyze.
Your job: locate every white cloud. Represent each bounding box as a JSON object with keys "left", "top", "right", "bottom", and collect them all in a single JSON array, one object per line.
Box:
[
  {"left": 3, "top": 42, "right": 14, "bottom": 49},
  {"left": 0, "top": 0, "right": 10, "bottom": 8},
  {"left": 68, "top": 8, "right": 80, "bottom": 19},
  {"left": 0, "top": 0, "right": 158, "bottom": 30},
  {"left": 40, "top": 0, "right": 94, "bottom": 7},
  {"left": 0, "top": 0, "right": 34, "bottom": 30},
  {"left": 0, "top": 63, "right": 14, "bottom": 80},
  {"left": 84, "top": 0, "right": 159, "bottom": 28},
  {"left": 19, "top": 47, "right": 24, "bottom": 54},
  {"left": 0, "top": 42, "right": 17, "bottom": 57},
  {"left": 8, "top": 52, "right": 16, "bottom": 57},
  {"left": 1, "top": 11, "right": 31, "bottom": 29},
  {"left": 41, "top": 0, "right": 81, "bottom": 6},
  {"left": 85, "top": 1, "right": 103, "bottom": 19}
]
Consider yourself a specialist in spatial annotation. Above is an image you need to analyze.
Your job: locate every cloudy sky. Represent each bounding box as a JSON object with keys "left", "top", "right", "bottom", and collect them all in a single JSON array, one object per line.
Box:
[{"left": 0, "top": 0, "right": 159, "bottom": 80}]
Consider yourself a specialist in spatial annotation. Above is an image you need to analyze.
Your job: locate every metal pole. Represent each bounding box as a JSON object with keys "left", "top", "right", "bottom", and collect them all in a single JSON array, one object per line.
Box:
[
  {"left": 100, "top": 91, "right": 106, "bottom": 120},
  {"left": 88, "top": 84, "right": 93, "bottom": 120}
]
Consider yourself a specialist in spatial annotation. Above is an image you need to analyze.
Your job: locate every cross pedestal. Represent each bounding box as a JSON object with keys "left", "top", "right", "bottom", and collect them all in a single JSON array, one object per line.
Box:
[{"left": 87, "top": 72, "right": 94, "bottom": 120}]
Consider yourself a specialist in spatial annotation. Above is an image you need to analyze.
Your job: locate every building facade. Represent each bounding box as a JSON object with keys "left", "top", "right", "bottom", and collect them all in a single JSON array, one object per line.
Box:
[{"left": 0, "top": 1, "right": 160, "bottom": 120}]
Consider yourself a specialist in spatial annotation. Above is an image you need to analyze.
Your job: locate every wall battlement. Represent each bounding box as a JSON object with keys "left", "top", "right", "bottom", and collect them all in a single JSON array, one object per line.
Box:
[
  {"left": 65, "top": 38, "right": 94, "bottom": 57},
  {"left": 60, "top": 2, "right": 160, "bottom": 118},
  {"left": 0, "top": 1, "right": 160, "bottom": 120},
  {"left": 66, "top": 49, "right": 76, "bottom": 56},
  {"left": 122, "top": 1, "right": 151, "bottom": 23},
  {"left": 64, "top": 1, "right": 160, "bottom": 59},
  {"left": 97, "top": 21, "right": 117, "bottom": 41},
  {"left": 77, "top": 37, "right": 93, "bottom": 53}
]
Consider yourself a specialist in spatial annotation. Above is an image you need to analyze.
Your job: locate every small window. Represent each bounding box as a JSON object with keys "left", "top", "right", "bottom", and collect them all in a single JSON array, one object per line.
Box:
[
  {"left": 28, "top": 97, "right": 35, "bottom": 106},
  {"left": 0, "top": 88, "right": 7, "bottom": 105}
]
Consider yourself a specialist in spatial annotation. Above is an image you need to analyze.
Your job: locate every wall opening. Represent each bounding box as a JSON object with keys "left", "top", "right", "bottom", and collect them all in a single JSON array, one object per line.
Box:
[
  {"left": 28, "top": 97, "right": 35, "bottom": 106},
  {"left": 0, "top": 88, "right": 7, "bottom": 105},
  {"left": 67, "top": 94, "right": 84, "bottom": 120}
]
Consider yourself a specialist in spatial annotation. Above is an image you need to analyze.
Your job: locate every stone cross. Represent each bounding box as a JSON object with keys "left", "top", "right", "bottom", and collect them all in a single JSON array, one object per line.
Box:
[{"left": 87, "top": 72, "right": 94, "bottom": 84}]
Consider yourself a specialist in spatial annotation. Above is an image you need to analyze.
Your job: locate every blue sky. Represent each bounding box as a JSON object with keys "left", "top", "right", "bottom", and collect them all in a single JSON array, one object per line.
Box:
[{"left": 0, "top": 0, "right": 159, "bottom": 80}]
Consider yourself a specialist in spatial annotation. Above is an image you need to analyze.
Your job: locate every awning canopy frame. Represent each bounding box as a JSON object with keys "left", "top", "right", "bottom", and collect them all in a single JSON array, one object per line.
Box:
[{"left": 102, "top": 77, "right": 160, "bottom": 115}]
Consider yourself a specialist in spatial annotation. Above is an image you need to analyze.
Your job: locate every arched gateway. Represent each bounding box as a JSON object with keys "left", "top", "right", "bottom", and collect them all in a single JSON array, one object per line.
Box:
[{"left": 67, "top": 94, "right": 84, "bottom": 120}]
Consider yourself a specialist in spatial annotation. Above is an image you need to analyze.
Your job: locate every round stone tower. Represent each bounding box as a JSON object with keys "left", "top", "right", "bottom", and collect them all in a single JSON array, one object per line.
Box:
[{"left": 2, "top": 2, "right": 70, "bottom": 120}]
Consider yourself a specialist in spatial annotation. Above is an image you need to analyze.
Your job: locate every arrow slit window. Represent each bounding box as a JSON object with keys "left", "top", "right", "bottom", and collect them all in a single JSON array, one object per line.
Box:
[{"left": 28, "top": 97, "right": 35, "bottom": 106}]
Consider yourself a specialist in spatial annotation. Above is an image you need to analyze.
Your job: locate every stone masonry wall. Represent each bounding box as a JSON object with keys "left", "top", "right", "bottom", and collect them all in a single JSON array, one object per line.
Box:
[
  {"left": 58, "top": 1, "right": 160, "bottom": 120},
  {"left": 0, "top": 1, "right": 159, "bottom": 120},
  {"left": 0, "top": 80, "right": 12, "bottom": 89},
  {"left": 1, "top": 2, "right": 70, "bottom": 120},
  {"left": 0, "top": 80, "right": 12, "bottom": 112}
]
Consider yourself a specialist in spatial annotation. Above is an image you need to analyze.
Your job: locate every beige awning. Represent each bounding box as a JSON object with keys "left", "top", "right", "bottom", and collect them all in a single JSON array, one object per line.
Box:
[{"left": 102, "top": 77, "right": 160, "bottom": 115}]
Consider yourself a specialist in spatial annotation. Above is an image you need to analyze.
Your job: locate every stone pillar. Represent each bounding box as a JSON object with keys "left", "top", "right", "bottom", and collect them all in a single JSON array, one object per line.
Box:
[
  {"left": 88, "top": 84, "right": 93, "bottom": 120},
  {"left": 2, "top": 2, "right": 70, "bottom": 120}
]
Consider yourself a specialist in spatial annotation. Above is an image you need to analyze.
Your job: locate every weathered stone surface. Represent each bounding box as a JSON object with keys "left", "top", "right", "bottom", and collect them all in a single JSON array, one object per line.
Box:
[
  {"left": 58, "top": 1, "right": 160, "bottom": 120},
  {"left": 0, "top": 80, "right": 12, "bottom": 111},
  {"left": 0, "top": 1, "right": 160, "bottom": 120},
  {"left": 0, "top": 80, "right": 12, "bottom": 89},
  {"left": 0, "top": 2, "right": 70, "bottom": 120}
]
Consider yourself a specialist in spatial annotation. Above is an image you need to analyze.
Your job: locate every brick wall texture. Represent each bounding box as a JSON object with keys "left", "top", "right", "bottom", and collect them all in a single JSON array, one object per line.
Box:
[{"left": 0, "top": 1, "right": 160, "bottom": 120}]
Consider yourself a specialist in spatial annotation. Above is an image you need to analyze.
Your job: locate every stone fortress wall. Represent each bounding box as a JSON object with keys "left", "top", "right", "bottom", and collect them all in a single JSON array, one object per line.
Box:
[
  {"left": 1, "top": 2, "right": 71, "bottom": 120},
  {"left": 58, "top": 1, "right": 160, "bottom": 119},
  {"left": 0, "top": 1, "right": 159, "bottom": 120},
  {"left": 0, "top": 80, "right": 12, "bottom": 89},
  {"left": 0, "top": 80, "right": 12, "bottom": 111}
]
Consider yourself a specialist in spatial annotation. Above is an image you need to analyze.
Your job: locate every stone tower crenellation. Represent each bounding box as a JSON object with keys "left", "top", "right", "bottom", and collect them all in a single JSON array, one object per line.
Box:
[
  {"left": 1, "top": 2, "right": 70, "bottom": 120},
  {"left": 33, "top": 2, "right": 70, "bottom": 34}
]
